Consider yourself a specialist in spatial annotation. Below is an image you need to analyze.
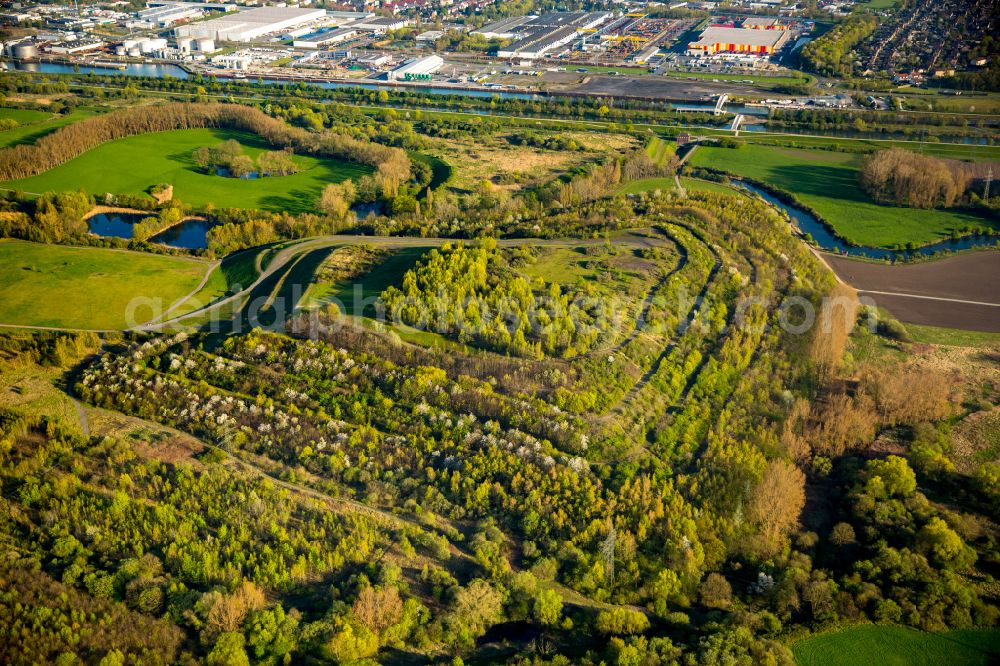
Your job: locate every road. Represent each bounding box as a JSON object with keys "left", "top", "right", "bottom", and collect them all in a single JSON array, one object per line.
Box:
[
  {"left": 139, "top": 232, "right": 673, "bottom": 332},
  {"left": 144, "top": 259, "right": 221, "bottom": 326}
]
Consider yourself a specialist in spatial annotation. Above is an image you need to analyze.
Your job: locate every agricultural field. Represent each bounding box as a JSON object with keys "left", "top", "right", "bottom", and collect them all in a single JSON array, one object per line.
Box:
[
  {"left": 792, "top": 625, "right": 1000, "bottom": 666},
  {"left": 0, "top": 128, "right": 370, "bottom": 212},
  {"left": 0, "top": 240, "right": 211, "bottom": 329},
  {"left": 689, "top": 143, "right": 999, "bottom": 247}
]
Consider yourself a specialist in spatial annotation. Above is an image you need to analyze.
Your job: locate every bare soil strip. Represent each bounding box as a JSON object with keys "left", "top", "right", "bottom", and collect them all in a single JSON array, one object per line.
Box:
[{"left": 823, "top": 251, "right": 1000, "bottom": 332}]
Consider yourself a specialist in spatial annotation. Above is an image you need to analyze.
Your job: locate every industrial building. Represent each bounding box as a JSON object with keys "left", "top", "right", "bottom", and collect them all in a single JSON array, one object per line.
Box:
[
  {"left": 326, "top": 11, "right": 372, "bottom": 25},
  {"left": 740, "top": 17, "right": 787, "bottom": 30},
  {"left": 176, "top": 6, "right": 326, "bottom": 42},
  {"left": 416, "top": 30, "right": 445, "bottom": 43},
  {"left": 491, "top": 12, "right": 609, "bottom": 59},
  {"left": 351, "top": 16, "right": 409, "bottom": 33},
  {"left": 47, "top": 37, "right": 105, "bottom": 54},
  {"left": 358, "top": 52, "right": 391, "bottom": 68},
  {"left": 138, "top": 3, "right": 203, "bottom": 28},
  {"left": 472, "top": 15, "right": 535, "bottom": 39},
  {"left": 687, "top": 26, "right": 788, "bottom": 55},
  {"left": 293, "top": 28, "right": 357, "bottom": 49},
  {"left": 389, "top": 54, "right": 442, "bottom": 80}
]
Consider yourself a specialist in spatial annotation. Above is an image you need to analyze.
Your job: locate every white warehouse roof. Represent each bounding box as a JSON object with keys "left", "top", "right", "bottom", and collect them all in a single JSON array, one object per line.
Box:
[
  {"left": 389, "top": 54, "right": 442, "bottom": 79},
  {"left": 176, "top": 6, "right": 326, "bottom": 42}
]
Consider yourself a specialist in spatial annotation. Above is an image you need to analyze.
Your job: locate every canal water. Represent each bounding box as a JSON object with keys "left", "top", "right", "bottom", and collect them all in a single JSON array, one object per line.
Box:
[
  {"left": 8, "top": 61, "right": 993, "bottom": 143},
  {"left": 88, "top": 212, "right": 211, "bottom": 250},
  {"left": 3, "top": 60, "right": 190, "bottom": 79},
  {"left": 736, "top": 182, "right": 1000, "bottom": 260}
]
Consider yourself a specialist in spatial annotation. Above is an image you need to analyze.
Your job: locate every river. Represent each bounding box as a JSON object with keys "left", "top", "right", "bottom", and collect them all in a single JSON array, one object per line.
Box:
[{"left": 736, "top": 182, "right": 1000, "bottom": 260}]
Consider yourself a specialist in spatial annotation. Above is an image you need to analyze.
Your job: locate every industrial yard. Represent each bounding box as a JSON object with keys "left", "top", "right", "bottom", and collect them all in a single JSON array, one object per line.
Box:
[{"left": 1, "top": 3, "right": 820, "bottom": 101}]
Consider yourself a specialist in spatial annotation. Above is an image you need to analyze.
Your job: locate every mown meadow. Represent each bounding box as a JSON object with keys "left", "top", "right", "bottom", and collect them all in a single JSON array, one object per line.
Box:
[
  {"left": 688, "top": 143, "right": 999, "bottom": 248},
  {"left": 0, "top": 128, "right": 370, "bottom": 213}
]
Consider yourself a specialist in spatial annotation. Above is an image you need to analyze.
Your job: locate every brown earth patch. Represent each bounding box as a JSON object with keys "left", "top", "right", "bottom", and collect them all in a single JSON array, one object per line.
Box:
[{"left": 825, "top": 251, "right": 1000, "bottom": 331}]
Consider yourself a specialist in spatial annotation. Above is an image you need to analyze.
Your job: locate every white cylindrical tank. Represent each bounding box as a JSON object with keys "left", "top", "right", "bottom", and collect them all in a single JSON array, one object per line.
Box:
[
  {"left": 140, "top": 38, "right": 167, "bottom": 53},
  {"left": 12, "top": 42, "right": 39, "bottom": 59},
  {"left": 196, "top": 38, "right": 215, "bottom": 52},
  {"left": 177, "top": 37, "right": 193, "bottom": 52},
  {"left": 115, "top": 46, "right": 127, "bottom": 56},
  {"left": 127, "top": 47, "right": 142, "bottom": 57},
  {"left": 122, "top": 39, "right": 139, "bottom": 49}
]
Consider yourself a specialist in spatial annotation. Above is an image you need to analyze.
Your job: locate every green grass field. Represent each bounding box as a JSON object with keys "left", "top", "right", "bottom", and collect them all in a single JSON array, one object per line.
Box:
[
  {"left": 694, "top": 130, "right": 1000, "bottom": 162},
  {"left": 0, "top": 240, "right": 211, "bottom": 329},
  {"left": 792, "top": 626, "right": 1000, "bottom": 666},
  {"left": 854, "top": 0, "right": 899, "bottom": 9},
  {"left": 317, "top": 247, "right": 430, "bottom": 316},
  {"left": 905, "top": 323, "right": 1000, "bottom": 348},
  {"left": 689, "top": 144, "right": 999, "bottom": 247},
  {"left": 681, "top": 177, "right": 739, "bottom": 195},
  {"left": 0, "top": 107, "right": 52, "bottom": 124},
  {"left": 0, "top": 128, "right": 371, "bottom": 213},
  {"left": 645, "top": 137, "right": 675, "bottom": 166},
  {"left": 0, "top": 108, "right": 100, "bottom": 149}
]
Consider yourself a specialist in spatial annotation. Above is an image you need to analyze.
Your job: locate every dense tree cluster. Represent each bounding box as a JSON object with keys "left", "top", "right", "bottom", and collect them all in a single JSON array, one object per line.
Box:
[
  {"left": 800, "top": 15, "right": 878, "bottom": 77},
  {"left": 379, "top": 241, "right": 612, "bottom": 358},
  {"left": 192, "top": 140, "right": 301, "bottom": 179},
  {"left": 506, "top": 132, "right": 584, "bottom": 151},
  {"left": 859, "top": 149, "right": 970, "bottom": 208}
]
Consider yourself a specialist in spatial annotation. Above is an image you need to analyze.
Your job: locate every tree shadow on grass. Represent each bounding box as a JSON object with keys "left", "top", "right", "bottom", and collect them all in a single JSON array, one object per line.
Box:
[
  {"left": 220, "top": 246, "right": 335, "bottom": 336},
  {"left": 257, "top": 190, "right": 317, "bottom": 215},
  {"left": 768, "top": 163, "right": 868, "bottom": 203}
]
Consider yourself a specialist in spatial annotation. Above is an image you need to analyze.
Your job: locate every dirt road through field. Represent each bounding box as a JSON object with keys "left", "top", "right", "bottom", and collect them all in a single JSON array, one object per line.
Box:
[{"left": 823, "top": 252, "right": 1000, "bottom": 332}]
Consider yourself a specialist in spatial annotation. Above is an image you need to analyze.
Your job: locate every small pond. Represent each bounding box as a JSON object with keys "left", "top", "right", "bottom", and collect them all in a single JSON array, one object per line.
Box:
[{"left": 87, "top": 212, "right": 212, "bottom": 250}]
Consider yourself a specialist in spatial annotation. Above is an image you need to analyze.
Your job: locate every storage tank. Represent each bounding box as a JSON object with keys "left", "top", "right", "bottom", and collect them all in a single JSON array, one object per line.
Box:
[
  {"left": 196, "top": 38, "right": 215, "bottom": 52},
  {"left": 127, "top": 47, "right": 142, "bottom": 57},
  {"left": 115, "top": 46, "right": 127, "bottom": 56},
  {"left": 122, "top": 39, "right": 139, "bottom": 49},
  {"left": 140, "top": 38, "right": 167, "bottom": 53},
  {"left": 11, "top": 42, "right": 39, "bottom": 60},
  {"left": 177, "top": 37, "right": 193, "bottom": 53}
]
